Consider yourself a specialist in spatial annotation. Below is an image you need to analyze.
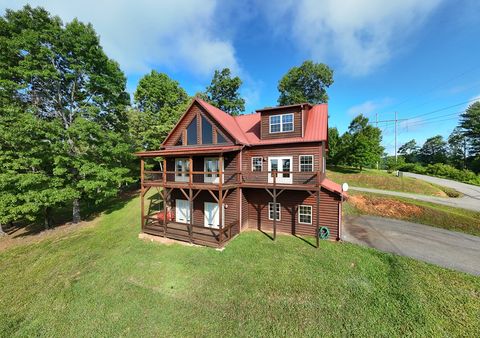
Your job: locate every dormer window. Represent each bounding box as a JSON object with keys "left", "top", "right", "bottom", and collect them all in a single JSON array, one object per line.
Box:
[{"left": 269, "top": 113, "right": 294, "bottom": 133}]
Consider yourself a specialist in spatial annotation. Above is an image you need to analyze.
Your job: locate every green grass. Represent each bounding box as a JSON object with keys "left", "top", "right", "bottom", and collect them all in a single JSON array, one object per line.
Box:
[
  {"left": 327, "top": 166, "right": 457, "bottom": 197},
  {"left": 0, "top": 195, "right": 479, "bottom": 337},
  {"left": 345, "top": 191, "right": 480, "bottom": 236}
]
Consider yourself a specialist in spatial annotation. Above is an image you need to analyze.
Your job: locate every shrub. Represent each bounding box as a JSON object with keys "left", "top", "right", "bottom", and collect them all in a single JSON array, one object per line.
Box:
[{"left": 398, "top": 163, "right": 480, "bottom": 186}]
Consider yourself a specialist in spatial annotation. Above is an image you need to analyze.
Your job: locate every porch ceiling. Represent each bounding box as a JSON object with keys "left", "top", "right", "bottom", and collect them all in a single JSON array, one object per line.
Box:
[{"left": 135, "top": 145, "right": 243, "bottom": 157}]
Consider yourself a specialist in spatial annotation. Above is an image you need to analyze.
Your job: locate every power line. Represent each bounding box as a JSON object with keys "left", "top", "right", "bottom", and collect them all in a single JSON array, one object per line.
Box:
[{"left": 403, "top": 97, "right": 478, "bottom": 121}]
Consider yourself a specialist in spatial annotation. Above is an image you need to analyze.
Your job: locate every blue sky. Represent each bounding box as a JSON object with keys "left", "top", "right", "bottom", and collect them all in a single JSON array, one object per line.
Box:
[{"left": 2, "top": 0, "right": 480, "bottom": 154}]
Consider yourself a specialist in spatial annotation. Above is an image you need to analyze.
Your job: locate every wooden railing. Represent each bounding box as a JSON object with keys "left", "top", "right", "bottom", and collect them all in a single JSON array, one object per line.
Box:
[{"left": 143, "top": 170, "right": 324, "bottom": 187}]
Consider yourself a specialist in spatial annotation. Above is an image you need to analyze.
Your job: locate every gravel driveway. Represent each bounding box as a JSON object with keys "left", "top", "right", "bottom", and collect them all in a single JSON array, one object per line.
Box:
[{"left": 343, "top": 215, "right": 480, "bottom": 275}]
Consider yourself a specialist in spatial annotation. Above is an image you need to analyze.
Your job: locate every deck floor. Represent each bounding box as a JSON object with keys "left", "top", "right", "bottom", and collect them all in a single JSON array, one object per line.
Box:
[{"left": 143, "top": 219, "right": 232, "bottom": 248}]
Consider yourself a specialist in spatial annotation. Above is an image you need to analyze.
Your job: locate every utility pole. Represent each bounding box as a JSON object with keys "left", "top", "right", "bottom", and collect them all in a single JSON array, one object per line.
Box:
[{"left": 394, "top": 111, "right": 398, "bottom": 163}]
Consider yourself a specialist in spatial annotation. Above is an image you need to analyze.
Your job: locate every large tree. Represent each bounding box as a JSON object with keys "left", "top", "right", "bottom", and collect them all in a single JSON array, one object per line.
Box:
[
  {"left": 201, "top": 68, "right": 245, "bottom": 116},
  {"left": 277, "top": 60, "right": 334, "bottom": 105},
  {"left": 398, "top": 139, "right": 419, "bottom": 163},
  {"left": 419, "top": 135, "right": 448, "bottom": 165},
  {"left": 132, "top": 71, "right": 189, "bottom": 150},
  {"left": 327, "top": 127, "right": 340, "bottom": 165},
  {"left": 1, "top": 6, "right": 134, "bottom": 223},
  {"left": 448, "top": 127, "right": 470, "bottom": 169},
  {"left": 342, "top": 115, "right": 384, "bottom": 170},
  {"left": 460, "top": 101, "right": 480, "bottom": 157}
]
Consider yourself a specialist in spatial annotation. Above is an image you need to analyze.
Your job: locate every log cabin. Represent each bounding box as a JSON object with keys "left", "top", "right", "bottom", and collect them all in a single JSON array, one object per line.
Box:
[{"left": 136, "top": 97, "right": 345, "bottom": 248}]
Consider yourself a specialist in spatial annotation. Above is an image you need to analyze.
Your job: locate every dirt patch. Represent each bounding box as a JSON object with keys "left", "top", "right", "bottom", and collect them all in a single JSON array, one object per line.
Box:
[
  {"left": 0, "top": 219, "right": 99, "bottom": 252},
  {"left": 348, "top": 195, "right": 424, "bottom": 218}
]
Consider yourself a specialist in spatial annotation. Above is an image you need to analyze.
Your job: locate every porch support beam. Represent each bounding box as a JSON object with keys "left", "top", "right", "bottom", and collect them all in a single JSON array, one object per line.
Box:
[
  {"left": 207, "top": 189, "right": 219, "bottom": 203},
  {"left": 189, "top": 188, "right": 193, "bottom": 244},
  {"left": 316, "top": 188, "right": 320, "bottom": 249},
  {"left": 179, "top": 188, "right": 189, "bottom": 201},
  {"left": 140, "top": 158, "right": 145, "bottom": 230}
]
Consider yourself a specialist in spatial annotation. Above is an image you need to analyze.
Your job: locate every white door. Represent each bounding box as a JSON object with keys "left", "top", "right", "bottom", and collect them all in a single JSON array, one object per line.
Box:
[
  {"left": 204, "top": 202, "right": 224, "bottom": 228},
  {"left": 175, "top": 158, "right": 189, "bottom": 182},
  {"left": 204, "top": 158, "right": 224, "bottom": 184},
  {"left": 175, "top": 199, "right": 190, "bottom": 223},
  {"left": 268, "top": 156, "right": 293, "bottom": 184}
]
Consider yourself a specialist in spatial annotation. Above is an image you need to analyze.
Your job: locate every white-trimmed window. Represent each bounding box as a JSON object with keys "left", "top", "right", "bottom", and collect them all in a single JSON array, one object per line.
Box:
[
  {"left": 252, "top": 157, "right": 263, "bottom": 172},
  {"left": 268, "top": 202, "right": 281, "bottom": 221},
  {"left": 298, "top": 205, "right": 312, "bottom": 224},
  {"left": 299, "top": 155, "right": 314, "bottom": 172},
  {"left": 175, "top": 158, "right": 189, "bottom": 182},
  {"left": 269, "top": 113, "right": 294, "bottom": 133}
]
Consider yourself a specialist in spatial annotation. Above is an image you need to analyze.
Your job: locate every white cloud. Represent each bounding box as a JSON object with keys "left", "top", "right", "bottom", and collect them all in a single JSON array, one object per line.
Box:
[
  {"left": 347, "top": 98, "right": 393, "bottom": 116},
  {"left": 260, "top": 0, "right": 442, "bottom": 76},
  {"left": 1, "top": 0, "right": 239, "bottom": 76}
]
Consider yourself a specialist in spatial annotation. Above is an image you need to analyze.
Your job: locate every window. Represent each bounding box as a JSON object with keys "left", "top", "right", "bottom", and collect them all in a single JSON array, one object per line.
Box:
[
  {"left": 298, "top": 205, "right": 312, "bottom": 224},
  {"left": 268, "top": 202, "right": 281, "bottom": 221},
  {"left": 299, "top": 155, "right": 314, "bottom": 172},
  {"left": 202, "top": 115, "right": 213, "bottom": 144},
  {"left": 217, "top": 132, "right": 227, "bottom": 144},
  {"left": 187, "top": 116, "right": 197, "bottom": 145},
  {"left": 252, "top": 157, "right": 263, "bottom": 172},
  {"left": 175, "top": 136, "right": 182, "bottom": 146},
  {"left": 175, "top": 158, "right": 189, "bottom": 182},
  {"left": 269, "top": 113, "right": 294, "bottom": 133}
]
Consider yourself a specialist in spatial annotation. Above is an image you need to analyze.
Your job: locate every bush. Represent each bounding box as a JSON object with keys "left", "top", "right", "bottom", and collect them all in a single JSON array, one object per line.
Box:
[{"left": 398, "top": 163, "right": 480, "bottom": 186}]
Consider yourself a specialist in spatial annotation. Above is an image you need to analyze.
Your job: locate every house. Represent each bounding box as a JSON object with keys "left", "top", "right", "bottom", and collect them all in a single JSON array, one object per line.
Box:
[{"left": 136, "top": 97, "right": 345, "bottom": 248}]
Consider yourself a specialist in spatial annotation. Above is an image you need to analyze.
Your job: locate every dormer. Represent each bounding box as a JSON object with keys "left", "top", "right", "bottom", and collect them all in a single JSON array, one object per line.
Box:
[{"left": 257, "top": 103, "right": 312, "bottom": 140}]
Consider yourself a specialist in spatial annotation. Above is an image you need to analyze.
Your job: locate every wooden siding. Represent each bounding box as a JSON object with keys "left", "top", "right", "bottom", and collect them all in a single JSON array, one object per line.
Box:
[
  {"left": 260, "top": 106, "right": 303, "bottom": 140},
  {"left": 242, "top": 143, "right": 324, "bottom": 184},
  {"left": 244, "top": 188, "right": 340, "bottom": 239},
  {"left": 169, "top": 188, "right": 240, "bottom": 236},
  {"left": 164, "top": 102, "right": 235, "bottom": 147}
]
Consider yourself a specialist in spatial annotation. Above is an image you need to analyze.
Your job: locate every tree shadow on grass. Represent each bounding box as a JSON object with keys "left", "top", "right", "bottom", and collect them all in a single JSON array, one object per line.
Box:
[{"left": 8, "top": 189, "right": 139, "bottom": 239}]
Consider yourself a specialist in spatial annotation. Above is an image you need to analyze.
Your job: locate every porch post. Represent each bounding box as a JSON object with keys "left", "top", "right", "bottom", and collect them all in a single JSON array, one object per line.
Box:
[
  {"left": 140, "top": 157, "right": 145, "bottom": 231},
  {"left": 219, "top": 155, "right": 224, "bottom": 246},
  {"left": 273, "top": 170, "right": 277, "bottom": 241},
  {"left": 189, "top": 156, "right": 193, "bottom": 185},
  {"left": 189, "top": 188, "right": 193, "bottom": 244},
  {"left": 162, "top": 158, "right": 166, "bottom": 185},
  {"left": 163, "top": 188, "right": 167, "bottom": 237},
  {"left": 316, "top": 188, "right": 320, "bottom": 249}
]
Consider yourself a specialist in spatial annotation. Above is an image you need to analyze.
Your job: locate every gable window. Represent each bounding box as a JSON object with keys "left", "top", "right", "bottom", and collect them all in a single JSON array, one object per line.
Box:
[
  {"left": 187, "top": 116, "right": 197, "bottom": 145},
  {"left": 175, "top": 137, "right": 182, "bottom": 146},
  {"left": 202, "top": 115, "right": 213, "bottom": 144},
  {"left": 252, "top": 157, "right": 263, "bottom": 172},
  {"left": 269, "top": 113, "right": 294, "bottom": 133},
  {"left": 299, "top": 155, "right": 314, "bottom": 172},
  {"left": 175, "top": 158, "right": 189, "bottom": 182},
  {"left": 217, "top": 131, "right": 227, "bottom": 144},
  {"left": 268, "top": 202, "right": 281, "bottom": 221},
  {"left": 298, "top": 205, "right": 312, "bottom": 224}
]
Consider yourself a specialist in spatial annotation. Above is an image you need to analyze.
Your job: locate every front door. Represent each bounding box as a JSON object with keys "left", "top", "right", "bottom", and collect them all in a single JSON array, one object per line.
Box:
[
  {"left": 204, "top": 202, "right": 224, "bottom": 228},
  {"left": 175, "top": 199, "right": 190, "bottom": 223},
  {"left": 204, "top": 157, "right": 224, "bottom": 184},
  {"left": 268, "top": 156, "right": 293, "bottom": 184}
]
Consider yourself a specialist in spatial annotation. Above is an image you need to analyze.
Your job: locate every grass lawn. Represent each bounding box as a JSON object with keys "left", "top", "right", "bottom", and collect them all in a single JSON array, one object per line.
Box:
[
  {"left": 327, "top": 166, "right": 460, "bottom": 197},
  {"left": 345, "top": 191, "right": 480, "bottom": 237},
  {"left": 0, "top": 194, "right": 479, "bottom": 337}
]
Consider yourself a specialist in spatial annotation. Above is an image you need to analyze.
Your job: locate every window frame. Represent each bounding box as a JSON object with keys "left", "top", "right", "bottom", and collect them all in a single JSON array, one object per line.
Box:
[
  {"left": 298, "top": 205, "right": 312, "bottom": 225},
  {"left": 175, "top": 158, "right": 189, "bottom": 182},
  {"left": 269, "top": 113, "right": 294, "bottom": 133},
  {"left": 268, "top": 202, "right": 281, "bottom": 221},
  {"left": 251, "top": 156, "right": 263, "bottom": 172},
  {"left": 299, "top": 155, "right": 314, "bottom": 172}
]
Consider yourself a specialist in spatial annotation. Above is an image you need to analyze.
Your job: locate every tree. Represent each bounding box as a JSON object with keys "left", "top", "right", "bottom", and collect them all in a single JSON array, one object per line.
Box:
[
  {"left": 343, "top": 115, "right": 384, "bottom": 170},
  {"left": 132, "top": 71, "right": 190, "bottom": 150},
  {"left": 460, "top": 101, "right": 480, "bottom": 157},
  {"left": 1, "top": 6, "right": 134, "bottom": 223},
  {"left": 419, "top": 135, "right": 447, "bottom": 165},
  {"left": 398, "top": 139, "right": 419, "bottom": 163},
  {"left": 277, "top": 60, "right": 334, "bottom": 105},
  {"left": 202, "top": 68, "right": 244, "bottom": 116},
  {"left": 327, "top": 127, "right": 340, "bottom": 164},
  {"left": 448, "top": 127, "right": 469, "bottom": 169}
]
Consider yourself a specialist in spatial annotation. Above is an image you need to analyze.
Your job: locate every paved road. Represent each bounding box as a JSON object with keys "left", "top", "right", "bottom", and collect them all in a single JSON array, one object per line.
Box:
[
  {"left": 343, "top": 215, "right": 480, "bottom": 275},
  {"left": 350, "top": 172, "right": 480, "bottom": 212}
]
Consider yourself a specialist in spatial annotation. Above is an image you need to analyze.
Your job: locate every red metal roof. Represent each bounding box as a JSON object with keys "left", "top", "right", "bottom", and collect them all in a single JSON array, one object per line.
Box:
[
  {"left": 162, "top": 98, "right": 328, "bottom": 148},
  {"left": 320, "top": 178, "right": 343, "bottom": 195},
  {"left": 234, "top": 104, "right": 328, "bottom": 146},
  {"left": 135, "top": 145, "right": 243, "bottom": 157}
]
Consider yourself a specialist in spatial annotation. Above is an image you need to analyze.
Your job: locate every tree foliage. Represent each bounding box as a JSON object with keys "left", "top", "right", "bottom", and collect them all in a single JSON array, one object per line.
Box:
[
  {"left": 419, "top": 135, "right": 447, "bottom": 165},
  {"left": 327, "top": 127, "right": 340, "bottom": 163},
  {"left": 202, "top": 68, "right": 244, "bottom": 116},
  {"left": 398, "top": 139, "right": 419, "bottom": 163},
  {"left": 277, "top": 60, "right": 334, "bottom": 105},
  {"left": 0, "top": 6, "right": 134, "bottom": 224},
  {"left": 132, "top": 71, "right": 189, "bottom": 150},
  {"left": 460, "top": 101, "right": 480, "bottom": 156}
]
